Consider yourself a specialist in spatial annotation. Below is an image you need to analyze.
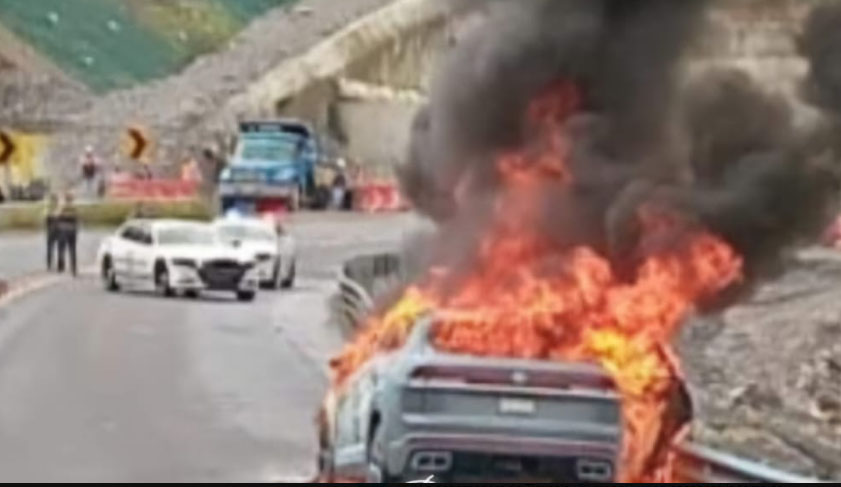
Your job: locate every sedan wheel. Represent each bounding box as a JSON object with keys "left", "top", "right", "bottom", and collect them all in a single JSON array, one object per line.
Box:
[
  {"left": 237, "top": 290, "right": 256, "bottom": 302},
  {"left": 102, "top": 259, "right": 120, "bottom": 292},
  {"left": 366, "top": 427, "right": 395, "bottom": 483},
  {"left": 366, "top": 463, "right": 384, "bottom": 483},
  {"left": 155, "top": 266, "right": 175, "bottom": 297}
]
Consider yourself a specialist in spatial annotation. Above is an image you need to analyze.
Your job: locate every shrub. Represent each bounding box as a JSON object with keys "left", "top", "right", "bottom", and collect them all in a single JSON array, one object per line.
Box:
[{"left": 0, "top": 199, "right": 214, "bottom": 231}]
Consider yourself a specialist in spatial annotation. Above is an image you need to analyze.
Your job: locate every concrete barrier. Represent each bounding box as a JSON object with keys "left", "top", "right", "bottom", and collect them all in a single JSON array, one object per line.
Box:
[
  {"left": 107, "top": 179, "right": 200, "bottom": 201},
  {"left": 220, "top": 0, "right": 447, "bottom": 120}
]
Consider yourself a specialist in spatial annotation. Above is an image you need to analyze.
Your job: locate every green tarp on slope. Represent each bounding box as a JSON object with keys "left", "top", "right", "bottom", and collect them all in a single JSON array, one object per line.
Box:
[{"left": 0, "top": 0, "right": 296, "bottom": 92}]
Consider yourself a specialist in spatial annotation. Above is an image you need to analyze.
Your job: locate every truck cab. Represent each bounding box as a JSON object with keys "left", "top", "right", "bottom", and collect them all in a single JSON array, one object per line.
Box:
[{"left": 219, "top": 120, "right": 320, "bottom": 213}]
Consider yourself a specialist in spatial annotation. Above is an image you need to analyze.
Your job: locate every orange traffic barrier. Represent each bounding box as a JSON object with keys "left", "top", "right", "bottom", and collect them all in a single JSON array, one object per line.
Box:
[
  {"left": 356, "top": 181, "right": 406, "bottom": 213},
  {"left": 824, "top": 214, "right": 841, "bottom": 248},
  {"left": 108, "top": 179, "right": 200, "bottom": 200}
]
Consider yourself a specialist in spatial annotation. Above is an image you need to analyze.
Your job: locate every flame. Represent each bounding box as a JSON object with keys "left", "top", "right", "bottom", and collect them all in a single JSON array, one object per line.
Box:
[{"left": 330, "top": 82, "right": 743, "bottom": 482}]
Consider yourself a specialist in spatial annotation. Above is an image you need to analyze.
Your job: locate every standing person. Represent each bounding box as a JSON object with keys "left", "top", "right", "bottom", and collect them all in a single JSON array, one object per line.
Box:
[
  {"left": 56, "top": 192, "right": 80, "bottom": 277},
  {"left": 202, "top": 148, "right": 226, "bottom": 180},
  {"left": 79, "top": 145, "right": 100, "bottom": 197},
  {"left": 180, "top": 156, "right": 201, "bottom": 183},
  {"left": 331, "top": 158, "right": 348, "bottom": 210},
  {"left": 199, "top": 147, "right": 226, "bottom": 196},
  {"left": 137, "top": 161, "right": 153, "bottom": 181},
  {"left": 44, "top": 193, "right": 59, "bottom": 271}
]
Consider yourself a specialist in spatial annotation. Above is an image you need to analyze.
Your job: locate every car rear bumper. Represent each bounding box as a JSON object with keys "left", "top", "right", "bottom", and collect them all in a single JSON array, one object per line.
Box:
[{"left": 386, "top": 430, "right": 619, "bottom": 482}]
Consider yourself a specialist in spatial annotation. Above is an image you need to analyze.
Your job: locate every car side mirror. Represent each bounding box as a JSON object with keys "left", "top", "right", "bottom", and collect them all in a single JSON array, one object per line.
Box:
[{"left": 232, "top": 239, "right": 242, "bottom": 248}]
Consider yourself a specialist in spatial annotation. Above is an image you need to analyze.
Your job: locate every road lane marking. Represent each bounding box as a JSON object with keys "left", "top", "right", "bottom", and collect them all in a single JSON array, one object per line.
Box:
[{"left": 0, "top": 265, "right": 97, "bottom": 309}]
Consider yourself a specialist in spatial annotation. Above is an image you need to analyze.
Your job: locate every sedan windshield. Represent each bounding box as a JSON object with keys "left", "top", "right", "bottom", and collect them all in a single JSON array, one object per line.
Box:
[
  {"left": 216, "top": 224, "right": 276, "bottom": 243},
  {"left": 157, "top": 225, "right": 217, "bottom": 246}
]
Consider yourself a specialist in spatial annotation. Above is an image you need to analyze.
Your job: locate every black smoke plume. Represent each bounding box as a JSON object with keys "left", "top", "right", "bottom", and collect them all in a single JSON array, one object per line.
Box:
[{"left": 401, "top": 0, "right": 841, "bottom": 282}]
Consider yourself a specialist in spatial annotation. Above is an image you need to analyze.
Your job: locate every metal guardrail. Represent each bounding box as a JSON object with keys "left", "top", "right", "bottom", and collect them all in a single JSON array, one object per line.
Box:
[
  {"left": 337, "top": 266, "right": 374, "bottom": 329},
  {"left": 335, "top": 252, "right": 826, "bottom": 484},
  {"left": 335, "top": 253, "right": 402, "bottom": 330},
  {"left": 672, "top": 442, "right": 821, "bottom": 483}
]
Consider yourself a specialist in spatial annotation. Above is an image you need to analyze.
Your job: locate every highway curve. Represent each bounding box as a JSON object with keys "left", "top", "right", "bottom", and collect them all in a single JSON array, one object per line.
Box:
[{"left": 0, "top": 213, "right": 416, "bottom": 482}]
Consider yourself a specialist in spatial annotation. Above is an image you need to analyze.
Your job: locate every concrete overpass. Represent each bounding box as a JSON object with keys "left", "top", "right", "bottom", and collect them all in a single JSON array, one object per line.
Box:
[{"left": 193, "top": 0, "right": 814, "bottom": 179}]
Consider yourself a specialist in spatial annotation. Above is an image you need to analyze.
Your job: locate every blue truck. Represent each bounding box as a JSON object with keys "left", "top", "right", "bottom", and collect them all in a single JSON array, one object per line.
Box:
[{"left": 218, "top": 120, "right": 322, "bottom": 214}]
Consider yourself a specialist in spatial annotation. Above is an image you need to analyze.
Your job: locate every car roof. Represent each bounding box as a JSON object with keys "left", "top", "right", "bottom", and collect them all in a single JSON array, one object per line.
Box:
[
  {"left": 409, "top": 315, "right": 614, "bottom": 378},
  {"left": 213, "top": 217, "right": 273, "bottom": 228},
  {"left": 125, "top": 219, "right": 210, "bottom": 231}
]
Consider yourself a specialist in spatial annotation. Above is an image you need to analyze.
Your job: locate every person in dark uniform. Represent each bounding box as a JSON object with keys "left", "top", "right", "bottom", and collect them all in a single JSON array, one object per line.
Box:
[
  {"left": 56, "top": 192, "right": 80, "bottom": 277},
  {"left": 44, "top": 193, "right": 59, "bottom": 271}
]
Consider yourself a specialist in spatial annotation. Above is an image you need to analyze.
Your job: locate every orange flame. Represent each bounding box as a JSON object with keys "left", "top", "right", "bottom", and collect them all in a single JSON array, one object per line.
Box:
[{"left": 330, "top": 82, "right": 743, "bottom": 482}]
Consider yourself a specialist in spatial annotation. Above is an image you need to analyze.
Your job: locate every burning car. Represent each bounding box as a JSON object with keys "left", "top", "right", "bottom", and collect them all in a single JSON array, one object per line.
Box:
[
  {"left": 318, "top": 316, "right": 623, "bottom": 483},
  {"left": 320, "top": 0, "right": 841, "bottom": 481}
]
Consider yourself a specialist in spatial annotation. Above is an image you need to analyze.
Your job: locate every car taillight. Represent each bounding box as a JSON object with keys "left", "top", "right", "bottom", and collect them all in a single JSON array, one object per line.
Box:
[
  {"left": 411, "top": 365, "right": 615, "bottom": 391},
  {"left": 410, "top": 366, "right": 466, "bottom": 383}
]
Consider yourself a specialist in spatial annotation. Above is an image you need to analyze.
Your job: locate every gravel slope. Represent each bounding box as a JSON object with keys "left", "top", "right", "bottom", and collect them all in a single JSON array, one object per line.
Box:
[
  {"left": 73, "top": 0, "right": 395, "bottom": 130},
  {"left": 681, "top": 248, "right": 841, "bottom": 481},
  {"left": 2, "top": 0, "right": 396, "bottom": 182}
]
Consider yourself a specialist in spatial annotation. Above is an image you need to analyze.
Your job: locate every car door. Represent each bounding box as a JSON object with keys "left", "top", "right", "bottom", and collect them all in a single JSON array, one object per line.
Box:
[
  {"left": 130, "top": 224, "right": 156, "bottom": 284},
  {"left": 111, "top": 224, "right": 138, "bottom": 277},
  {"left": 118, "top": 224, "right": 153, "bottom": 284}
]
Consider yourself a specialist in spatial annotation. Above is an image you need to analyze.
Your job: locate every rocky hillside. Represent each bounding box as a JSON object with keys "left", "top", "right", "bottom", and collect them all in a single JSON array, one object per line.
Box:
[
  {"left": 0, "top": 0, "right": 395, "bottom": 184},
  {"left": 0, "top": 0, "right": 296, "bottom": 92},
  {"left": 682, "top": 249, "right": 841, "bottom": 481}
]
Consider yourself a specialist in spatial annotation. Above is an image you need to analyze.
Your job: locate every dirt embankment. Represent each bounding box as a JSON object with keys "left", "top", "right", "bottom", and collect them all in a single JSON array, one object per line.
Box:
[
  {"left": 1, "top": 0, "right": 396, "bottom": 183},
  {"left": 682, "top": 249, "right": 841, "bottom": 481}
]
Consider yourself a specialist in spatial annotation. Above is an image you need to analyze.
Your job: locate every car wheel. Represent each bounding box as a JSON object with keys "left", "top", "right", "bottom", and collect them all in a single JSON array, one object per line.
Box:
[
  {"left": 102, "top": 257, "right": 120, "bottom": 292},
  {"left": 366, "top": 426, "right": 395, "bottom": 483},
  {"left": 317, "top": 449, "right": 335, "bottom": 483},
  {"left": 155, "top": 264, "right": 175, "bottom": 298},
  {"left": 184, "top": 290, "right": 200, "bottom": 299},
  {"left": 281, "top": 261, "right": 296, "bottom": 289},
  {"left": 237, "top": 290, "right": 256, "bottom": 302}
]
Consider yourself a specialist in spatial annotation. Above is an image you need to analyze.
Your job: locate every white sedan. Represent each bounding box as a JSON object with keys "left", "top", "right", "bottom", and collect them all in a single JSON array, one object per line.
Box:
[
  {"left": 213, "top": 217, "right": 297, "bottom": 289},
  {"left": 97, "top": 219, "right": 260, "bottom": 301}
]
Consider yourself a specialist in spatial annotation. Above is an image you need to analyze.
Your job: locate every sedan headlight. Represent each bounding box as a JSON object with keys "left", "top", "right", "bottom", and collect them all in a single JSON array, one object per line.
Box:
[{"left": 172, "top": 258, "right": 198, "bottom": 268}]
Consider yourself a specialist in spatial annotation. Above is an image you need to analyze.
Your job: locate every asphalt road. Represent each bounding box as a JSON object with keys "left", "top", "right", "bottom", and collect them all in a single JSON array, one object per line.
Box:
[
  {"left": 0, "top": 212, "right": 419, "bottom": 482},
  {"left": 0, "top": 229, "right": 107, "bottom": 281}
]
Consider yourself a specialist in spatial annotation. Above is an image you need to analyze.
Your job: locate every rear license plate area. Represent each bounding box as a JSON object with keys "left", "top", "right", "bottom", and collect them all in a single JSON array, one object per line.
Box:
[{"left": 498, "top": 397, "right": 536, "bottom": 415}]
